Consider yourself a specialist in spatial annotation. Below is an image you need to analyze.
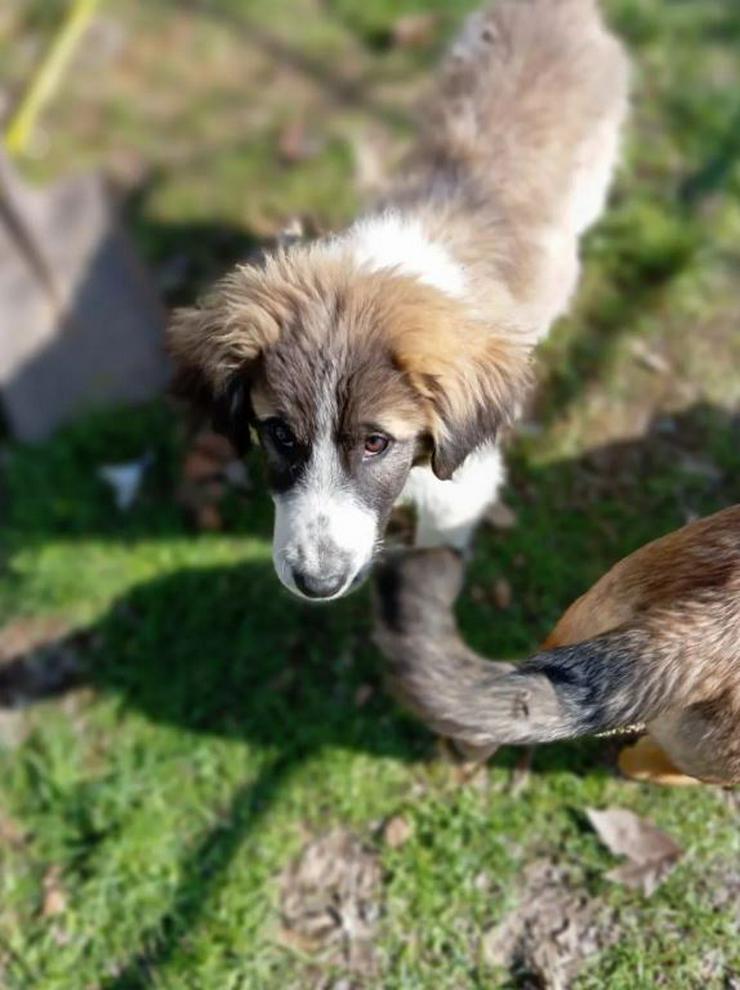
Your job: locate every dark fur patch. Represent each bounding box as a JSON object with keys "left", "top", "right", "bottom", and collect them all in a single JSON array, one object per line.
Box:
[{"left": 517, "top": 632, "right": 646, "bottom": 735}]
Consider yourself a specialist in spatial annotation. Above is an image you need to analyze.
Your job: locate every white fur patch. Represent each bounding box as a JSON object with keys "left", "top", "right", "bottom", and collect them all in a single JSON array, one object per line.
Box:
[
  {"left": 333, "top": 211, "right": 467, "bottom": 298},
  {"left": 272, "top": 433, "right": 378, "bottom": 600},
  {"left": 273, "top": 489, "right": 377, "bottom": 600},
  {"left": 398, "top": 444, "right": 506, "bottom": 550}
]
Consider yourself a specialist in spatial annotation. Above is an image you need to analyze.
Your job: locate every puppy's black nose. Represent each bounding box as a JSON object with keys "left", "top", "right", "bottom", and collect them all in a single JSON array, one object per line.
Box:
[{"left": 293, "top": 570, "right": 345, "bottom": 599}]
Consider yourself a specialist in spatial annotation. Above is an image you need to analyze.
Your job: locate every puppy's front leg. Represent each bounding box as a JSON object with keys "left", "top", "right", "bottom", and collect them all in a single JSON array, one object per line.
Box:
[{"left": 399, "top": 444, "right": 505, "bottom": 551}]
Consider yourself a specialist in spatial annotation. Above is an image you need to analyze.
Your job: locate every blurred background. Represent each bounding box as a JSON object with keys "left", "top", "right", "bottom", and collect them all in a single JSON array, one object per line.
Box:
[{"left": 0, "top": 2, "right": 739, "bottom": 988}]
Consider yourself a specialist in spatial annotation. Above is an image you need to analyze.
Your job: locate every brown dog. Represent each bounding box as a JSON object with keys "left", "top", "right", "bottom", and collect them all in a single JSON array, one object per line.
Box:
[{"left": 373, "top": 505, "right": 740, "bottom": 785}]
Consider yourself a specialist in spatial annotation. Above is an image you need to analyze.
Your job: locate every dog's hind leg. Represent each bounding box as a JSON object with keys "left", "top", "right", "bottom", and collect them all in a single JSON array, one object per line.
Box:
[
  {"left": 632, "top": 696, "right": 740, "bottom": 787},
  {"left": 618, "top": 735, "right": 701, "bottom": 787},
  {"left": 399, "top": 443, "right": 505, "bottom": 550}
]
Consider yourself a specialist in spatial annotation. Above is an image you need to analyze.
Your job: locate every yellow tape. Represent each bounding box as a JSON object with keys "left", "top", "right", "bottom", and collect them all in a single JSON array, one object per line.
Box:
[{"left": 5, "top": 0, "right": 100, "bottom": 155}]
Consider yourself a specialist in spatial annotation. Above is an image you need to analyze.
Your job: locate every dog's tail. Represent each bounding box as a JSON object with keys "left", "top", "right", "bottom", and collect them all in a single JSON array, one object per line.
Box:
[
  {"left": 372, "top": 549, "right": 689, "bottom": 750},
  {"left": 419, "top": 0, "right": 629, "bottom": 237}
]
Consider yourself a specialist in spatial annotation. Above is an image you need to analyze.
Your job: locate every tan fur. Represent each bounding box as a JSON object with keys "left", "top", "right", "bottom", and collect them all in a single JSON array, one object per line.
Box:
[
  {"left": 373, "top": 506, "right": 740, "bottom": 786},
  {"left": 169, "top": 247, "right": 530, "bottom": 447},
  {"left": 168, "top": 0, "right": 628, "bottom": 478},
  {"left": 545, "top": 506, "right": 740, "bottom": 783},
  {"left": 391, "top": 0, "right": 629, "bottom": 330}
]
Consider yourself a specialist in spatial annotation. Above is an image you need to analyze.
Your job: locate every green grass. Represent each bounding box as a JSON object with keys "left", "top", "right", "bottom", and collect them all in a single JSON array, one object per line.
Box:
[{"left": 1, "top": 1, "right": 740, "bottom": 987}]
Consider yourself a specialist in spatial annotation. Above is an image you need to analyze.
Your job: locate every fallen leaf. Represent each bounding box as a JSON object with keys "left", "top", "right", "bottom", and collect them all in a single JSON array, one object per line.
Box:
[
  {"left": 508, "top": 746, "right": 533, "bottom": 796},
  {"left": 0, "top": 812, "right": 26, "bottom": 847},
  {"left": 41, "top": 866, "right": 67, "bottom": 917},
  {"left": 0, "top": 616, "right": 70, "bottom": 663},
  {"left": 492, "top": 577, "right": 512, "bottom": 610},
  {"left": 382, "top": 814, "right": 413, "bottom": 849},
  {"left": 391, "top": 13, "right": 440, "bottom": 48},
  {"left": 485, "top": 501, "right": 518, "bottom": 530},
  {"left": 195, "top": 503, "right": 223, "bottom": 532},
  {"left": 178, "top": 428, "right": 251, "bottom": 530},
  {"left": 351, "top": 129, "right": 393, "bottom": 194},
  {"left": 586, "top": 807, "right": 683, "bottom": 895},
  {"left": 277, "top": 119, "right": 322, "bottom": 164},
  {"left": 98, "top": 452, "right": 152, "bottom": 510},
  {"left": 630, "top": 338, "right": 672, "bottom": 375}
]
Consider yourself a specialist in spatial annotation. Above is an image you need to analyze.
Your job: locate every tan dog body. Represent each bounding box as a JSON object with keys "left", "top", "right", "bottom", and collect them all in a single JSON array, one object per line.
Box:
[{"left": 374, "top": 506, "right": 740, "bottom": 785}]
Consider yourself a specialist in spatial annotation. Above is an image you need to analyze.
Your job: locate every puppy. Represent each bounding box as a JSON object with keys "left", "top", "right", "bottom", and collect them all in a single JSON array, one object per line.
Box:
[
  {"left": 373, "top": 505, "right": 740, "bottom": 786},
  {"left": 167, "top": 0, "right": 628, "bottom": 601}
]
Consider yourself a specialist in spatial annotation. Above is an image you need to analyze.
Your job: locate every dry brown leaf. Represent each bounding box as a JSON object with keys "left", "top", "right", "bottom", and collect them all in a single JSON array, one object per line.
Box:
[
  {"left": 382, "top": 814, "right": 413, "bottom": 849},
  {"left": 41, "top": 866, "right": 67, "bottom": 917},
  {"left": 277, "top": 119, "right": 322, "bottom": 164},
  {"left": 630, "top": 339, "right": 672, "bottom": 375},
  {"left": 485, "top": 501, "right": 518, "bottom": 530},
  {"left": 586, "top": 807, "right": 683, "bottom": 895},
  {"left": 391, "top": 13, "right": 440, "bottom": 48},
  {"left": 492, "top": 578, "right": 512, "bottom": 610},
  {"left": 0, "top": 812, "right": 26, "bottom": 847},
  {"left": 195, "top": 503, "right": 223, "bottom": 532},
  {"left": 0, "top": 617, "right": 70, "bottom": 663},
  {"left": 508, "top": 746, "right": 533, "bottom": 796}
]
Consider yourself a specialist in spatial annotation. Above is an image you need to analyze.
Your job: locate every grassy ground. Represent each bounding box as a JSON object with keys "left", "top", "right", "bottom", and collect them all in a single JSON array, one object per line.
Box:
[{"left": 1, "top": 1, "right": 740, "bottom": 987}]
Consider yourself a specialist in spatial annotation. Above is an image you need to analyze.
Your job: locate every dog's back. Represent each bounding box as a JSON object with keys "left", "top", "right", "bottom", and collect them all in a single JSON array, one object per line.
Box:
[
  {"left": 387, "top": 0, "right": 631, "bottom": 338},
  {"left": 417, "top": 0, "right": 629, "bottom": 233}
]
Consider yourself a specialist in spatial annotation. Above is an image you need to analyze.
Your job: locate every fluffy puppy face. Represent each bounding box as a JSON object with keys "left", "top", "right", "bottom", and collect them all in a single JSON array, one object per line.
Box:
[
  {"left": 168, "top": 247, "right": 528, "bottom": 600},
  {"left": 250, "top": 328, "right": 424, "bottom": 599}
]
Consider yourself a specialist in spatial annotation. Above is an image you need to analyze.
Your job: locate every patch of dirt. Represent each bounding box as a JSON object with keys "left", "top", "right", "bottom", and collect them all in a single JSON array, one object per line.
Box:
[
  {"left": 0, "top": 616, "right": 71, "bottom": 663},
  {"left": 0, "top": 617, "right": 86, "bottom": 708},
  {"left": 278, "top": 828, "right": 383, "bottom": 981},
  {"left": 480, "top": 859, "right": 620, "bottom": 990}
]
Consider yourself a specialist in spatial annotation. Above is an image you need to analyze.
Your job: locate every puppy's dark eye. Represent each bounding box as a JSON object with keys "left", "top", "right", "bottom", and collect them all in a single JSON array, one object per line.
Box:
[
  {"left": 269, "top": 419, "right": 296, "bottom": 451},
  {"left": 363, "top": 434, "right": 390, "bottom": 458}
]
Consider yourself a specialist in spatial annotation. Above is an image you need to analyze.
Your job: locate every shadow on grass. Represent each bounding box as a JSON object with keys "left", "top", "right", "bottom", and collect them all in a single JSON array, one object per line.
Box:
[
  {"left": 165, "top": 0, "right": 415, "bottom": 132},
  {"left": 1, "top": 401, "right": 738, "bottom": 986}
]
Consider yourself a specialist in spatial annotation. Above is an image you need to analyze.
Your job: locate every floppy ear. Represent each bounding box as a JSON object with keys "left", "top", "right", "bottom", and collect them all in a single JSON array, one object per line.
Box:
[
  {"left": 393, "top": 322, "right": 531, "bottom": 481},
  {"left": 169, "top": 357, "right": 253, "bottom": 455},
  {"left": 166, "top": 269, "right": 281, "bottom": 454}
]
